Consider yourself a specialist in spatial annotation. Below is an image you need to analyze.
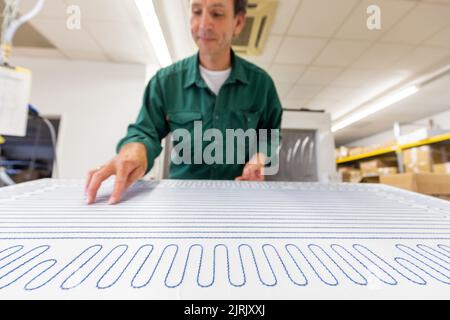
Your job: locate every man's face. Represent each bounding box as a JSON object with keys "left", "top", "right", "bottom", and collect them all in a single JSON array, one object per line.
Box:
[{"left": 190, "top": 0, "right": 245, "bottom": 57}]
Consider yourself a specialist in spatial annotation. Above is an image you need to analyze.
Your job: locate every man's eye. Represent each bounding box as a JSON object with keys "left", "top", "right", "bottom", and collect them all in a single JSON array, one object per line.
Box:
[
  {"left": 212, "top": 12, "right": 224, "bottom": 18},
  {"left": 192, "top": 10, "right": 201, "bottom": 15}
]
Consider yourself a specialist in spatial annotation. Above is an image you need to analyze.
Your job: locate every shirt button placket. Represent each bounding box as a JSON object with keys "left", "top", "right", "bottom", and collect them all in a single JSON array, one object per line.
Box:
[{"left": 211, "top": 94, "right": 222, "bottom": 180}]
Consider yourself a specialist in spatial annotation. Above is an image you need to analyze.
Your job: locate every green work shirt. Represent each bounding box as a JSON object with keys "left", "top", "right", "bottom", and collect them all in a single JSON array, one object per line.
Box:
[{"left": 116, "top": 50, "right": 283, "bottom": 180}]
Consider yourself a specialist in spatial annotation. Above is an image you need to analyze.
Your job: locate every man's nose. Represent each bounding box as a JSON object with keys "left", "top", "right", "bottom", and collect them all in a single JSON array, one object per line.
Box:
[{"left": 199, "top": 12, "right": 213, "bottom": 30}]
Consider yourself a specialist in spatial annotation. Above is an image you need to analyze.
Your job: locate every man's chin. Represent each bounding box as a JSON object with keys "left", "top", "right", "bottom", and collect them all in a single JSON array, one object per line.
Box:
[{"left": 198, "top": 47, "right": 219, "bottom": 56}]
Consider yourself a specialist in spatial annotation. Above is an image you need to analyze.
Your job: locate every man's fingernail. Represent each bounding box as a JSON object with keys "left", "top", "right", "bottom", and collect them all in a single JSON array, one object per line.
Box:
[{"left": 108, "top": 198, "right": 117, "bottom": 205}]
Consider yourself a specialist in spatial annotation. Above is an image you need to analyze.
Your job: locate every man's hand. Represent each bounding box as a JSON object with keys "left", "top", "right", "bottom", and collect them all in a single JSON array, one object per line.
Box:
[
  {"left": 235, "top": 153, "right": 266, "bottom": 181},
  {"left": 85, "top": 143, "right": 148, "bottom": 205}
]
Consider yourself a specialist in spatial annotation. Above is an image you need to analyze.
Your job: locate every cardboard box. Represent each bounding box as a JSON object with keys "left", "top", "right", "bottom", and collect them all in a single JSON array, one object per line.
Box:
[
  {"left": 433, "top": 162, "right": 450, "bottom": 174},
  {"left": 377, "top": 167, "right": 398, "bottom": 176},
  {"left": 349, "top": 147, "right": 364, "bottom": 157},
  {"left": 380, "top": 173, "right": 450, "bottom": 196},
  {"left": 380, "top": 139, "right": 397, "bottom": 148},
  {"left": 403, "top": 145, "right": 450, "bottom": 164},
  {"left": 336, "top": 146, "right": 350, "bottom": 159},
  {"left": 338, "top": 141, "right": 396, "bottom": 160},
  {"left": 433, "top": 145, "right": 450, "bottom": 163},
  {"left": 405, "top": 162, "right": 432, "bottom": 173},
  {"left": 402, "top": 145, "right": 450, "bottom": 173},
  {"left": 359, "top": 159, "right": 397, "bottom": 177},
  {"left": 362, "top": 145, "right": 379, "bottom": 154},
  {"left": 339, "top": 167, "right": 362, "bottom": 183}
]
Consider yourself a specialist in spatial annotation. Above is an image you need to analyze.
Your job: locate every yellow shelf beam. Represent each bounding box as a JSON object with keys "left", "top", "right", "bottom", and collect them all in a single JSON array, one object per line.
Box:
[
  {"left": 336, "top": 146, "right": 397, "bottom": 164},
  {"left": 336, "top": 132, "right": 450, "bottom": 165},
  {"left": 398, "top": 132, "right": 450, "bottom": 150}
]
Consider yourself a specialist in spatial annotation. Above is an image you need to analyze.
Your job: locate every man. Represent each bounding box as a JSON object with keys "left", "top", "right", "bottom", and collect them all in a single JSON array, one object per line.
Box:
[{"left": 85, "top": 0, "right": 283, "bottom": 205}]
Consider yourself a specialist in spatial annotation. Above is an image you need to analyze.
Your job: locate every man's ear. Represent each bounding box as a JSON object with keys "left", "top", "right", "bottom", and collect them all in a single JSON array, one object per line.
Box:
[{"left": 233, "top": 14, "right": 246, "bottom": 37}]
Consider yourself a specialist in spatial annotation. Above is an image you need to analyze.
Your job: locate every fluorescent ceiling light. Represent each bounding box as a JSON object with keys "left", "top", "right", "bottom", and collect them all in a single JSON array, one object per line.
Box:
[
  {"left": 135, "top": 0, "right": 172, "bottom": 67},
  {"left": 332, "top": 85, "right": 419, "bottom": 133}
]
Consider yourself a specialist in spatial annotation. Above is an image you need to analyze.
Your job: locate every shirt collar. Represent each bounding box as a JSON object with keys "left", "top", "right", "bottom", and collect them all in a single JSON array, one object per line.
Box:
[{"left": 184, "top": 49, "right": 249, "bottom": 89}]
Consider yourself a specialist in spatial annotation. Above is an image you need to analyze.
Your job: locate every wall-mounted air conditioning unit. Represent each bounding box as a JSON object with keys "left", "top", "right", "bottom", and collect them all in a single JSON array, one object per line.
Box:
[{"left": 232, "top": 0, "right": 278, "bottom": 56}]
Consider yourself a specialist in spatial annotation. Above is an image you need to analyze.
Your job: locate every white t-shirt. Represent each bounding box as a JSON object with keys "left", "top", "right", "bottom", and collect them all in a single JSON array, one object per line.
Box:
[{"left": 199, "top": 65, "right": 232, "bottom": 95}]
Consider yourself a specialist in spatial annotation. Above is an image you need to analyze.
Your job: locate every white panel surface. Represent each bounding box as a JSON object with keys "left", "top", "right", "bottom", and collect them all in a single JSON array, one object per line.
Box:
[{"left": 0, "top": 179, "right": 449, "bottom": 299}]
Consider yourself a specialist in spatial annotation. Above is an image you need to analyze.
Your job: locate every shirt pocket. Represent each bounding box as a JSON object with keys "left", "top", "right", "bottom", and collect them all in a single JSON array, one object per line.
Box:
[
  {"left": 226, "top": 110, "right": 261, "bottom": 162},
  {"left": 229, "top": 109, "right": 261, "bottom": 131},
  {"left": 167, "top": 111, "right": 203, "bottom": 132}
]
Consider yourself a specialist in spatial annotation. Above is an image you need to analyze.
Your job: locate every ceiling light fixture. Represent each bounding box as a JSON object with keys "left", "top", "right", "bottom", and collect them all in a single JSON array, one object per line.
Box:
[
  {"left": 134, "top": 0, "right": 172, "bottom": 67},
  {"left": 332, "top": 64, "right": 450, "bottom": 133},
  {"left": 332, "top": 85, "right": 419, "bottom": 133}
]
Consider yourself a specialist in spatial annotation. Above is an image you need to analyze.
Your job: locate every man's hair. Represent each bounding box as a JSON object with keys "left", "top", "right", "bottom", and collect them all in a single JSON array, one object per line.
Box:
[
  {"left": 189, "top": 0, "right": 248, "bottom": 16},
  {"left": 234, "top": 0, "right": 248, "bottom": 16}
]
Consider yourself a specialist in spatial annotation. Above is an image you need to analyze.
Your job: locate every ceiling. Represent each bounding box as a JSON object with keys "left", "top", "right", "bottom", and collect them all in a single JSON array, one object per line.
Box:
[
  {"left": 14, "top": 0, "right": 160, "bottom": 66},
  {"left": 8, "top": 0, "right": 450, "bottom": 144},
  {"left": 335, "top": 71, "right": 450, "bottom": 143},
  {"left": 0, "top": 2, "right": 55, "bottom": 49}
]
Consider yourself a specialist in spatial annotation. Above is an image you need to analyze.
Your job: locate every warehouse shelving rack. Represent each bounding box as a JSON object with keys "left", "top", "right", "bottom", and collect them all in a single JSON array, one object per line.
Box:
[{"left": 336, "top": 132, "right": 450, "bottom": 173}]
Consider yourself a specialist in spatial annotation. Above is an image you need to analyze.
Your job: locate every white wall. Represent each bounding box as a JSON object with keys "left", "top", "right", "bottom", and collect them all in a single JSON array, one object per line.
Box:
[
  {"left": 348, "top": 108, "right": 450, "bottom": 147},
  {"left": 10, "top": 56, "right": 149, "bottom": 179}
]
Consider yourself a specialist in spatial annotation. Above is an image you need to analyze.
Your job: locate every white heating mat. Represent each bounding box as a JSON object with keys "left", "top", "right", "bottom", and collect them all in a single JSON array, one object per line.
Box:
[{"left": 0, "top": 179, "right": 449, "bottom": 299}]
